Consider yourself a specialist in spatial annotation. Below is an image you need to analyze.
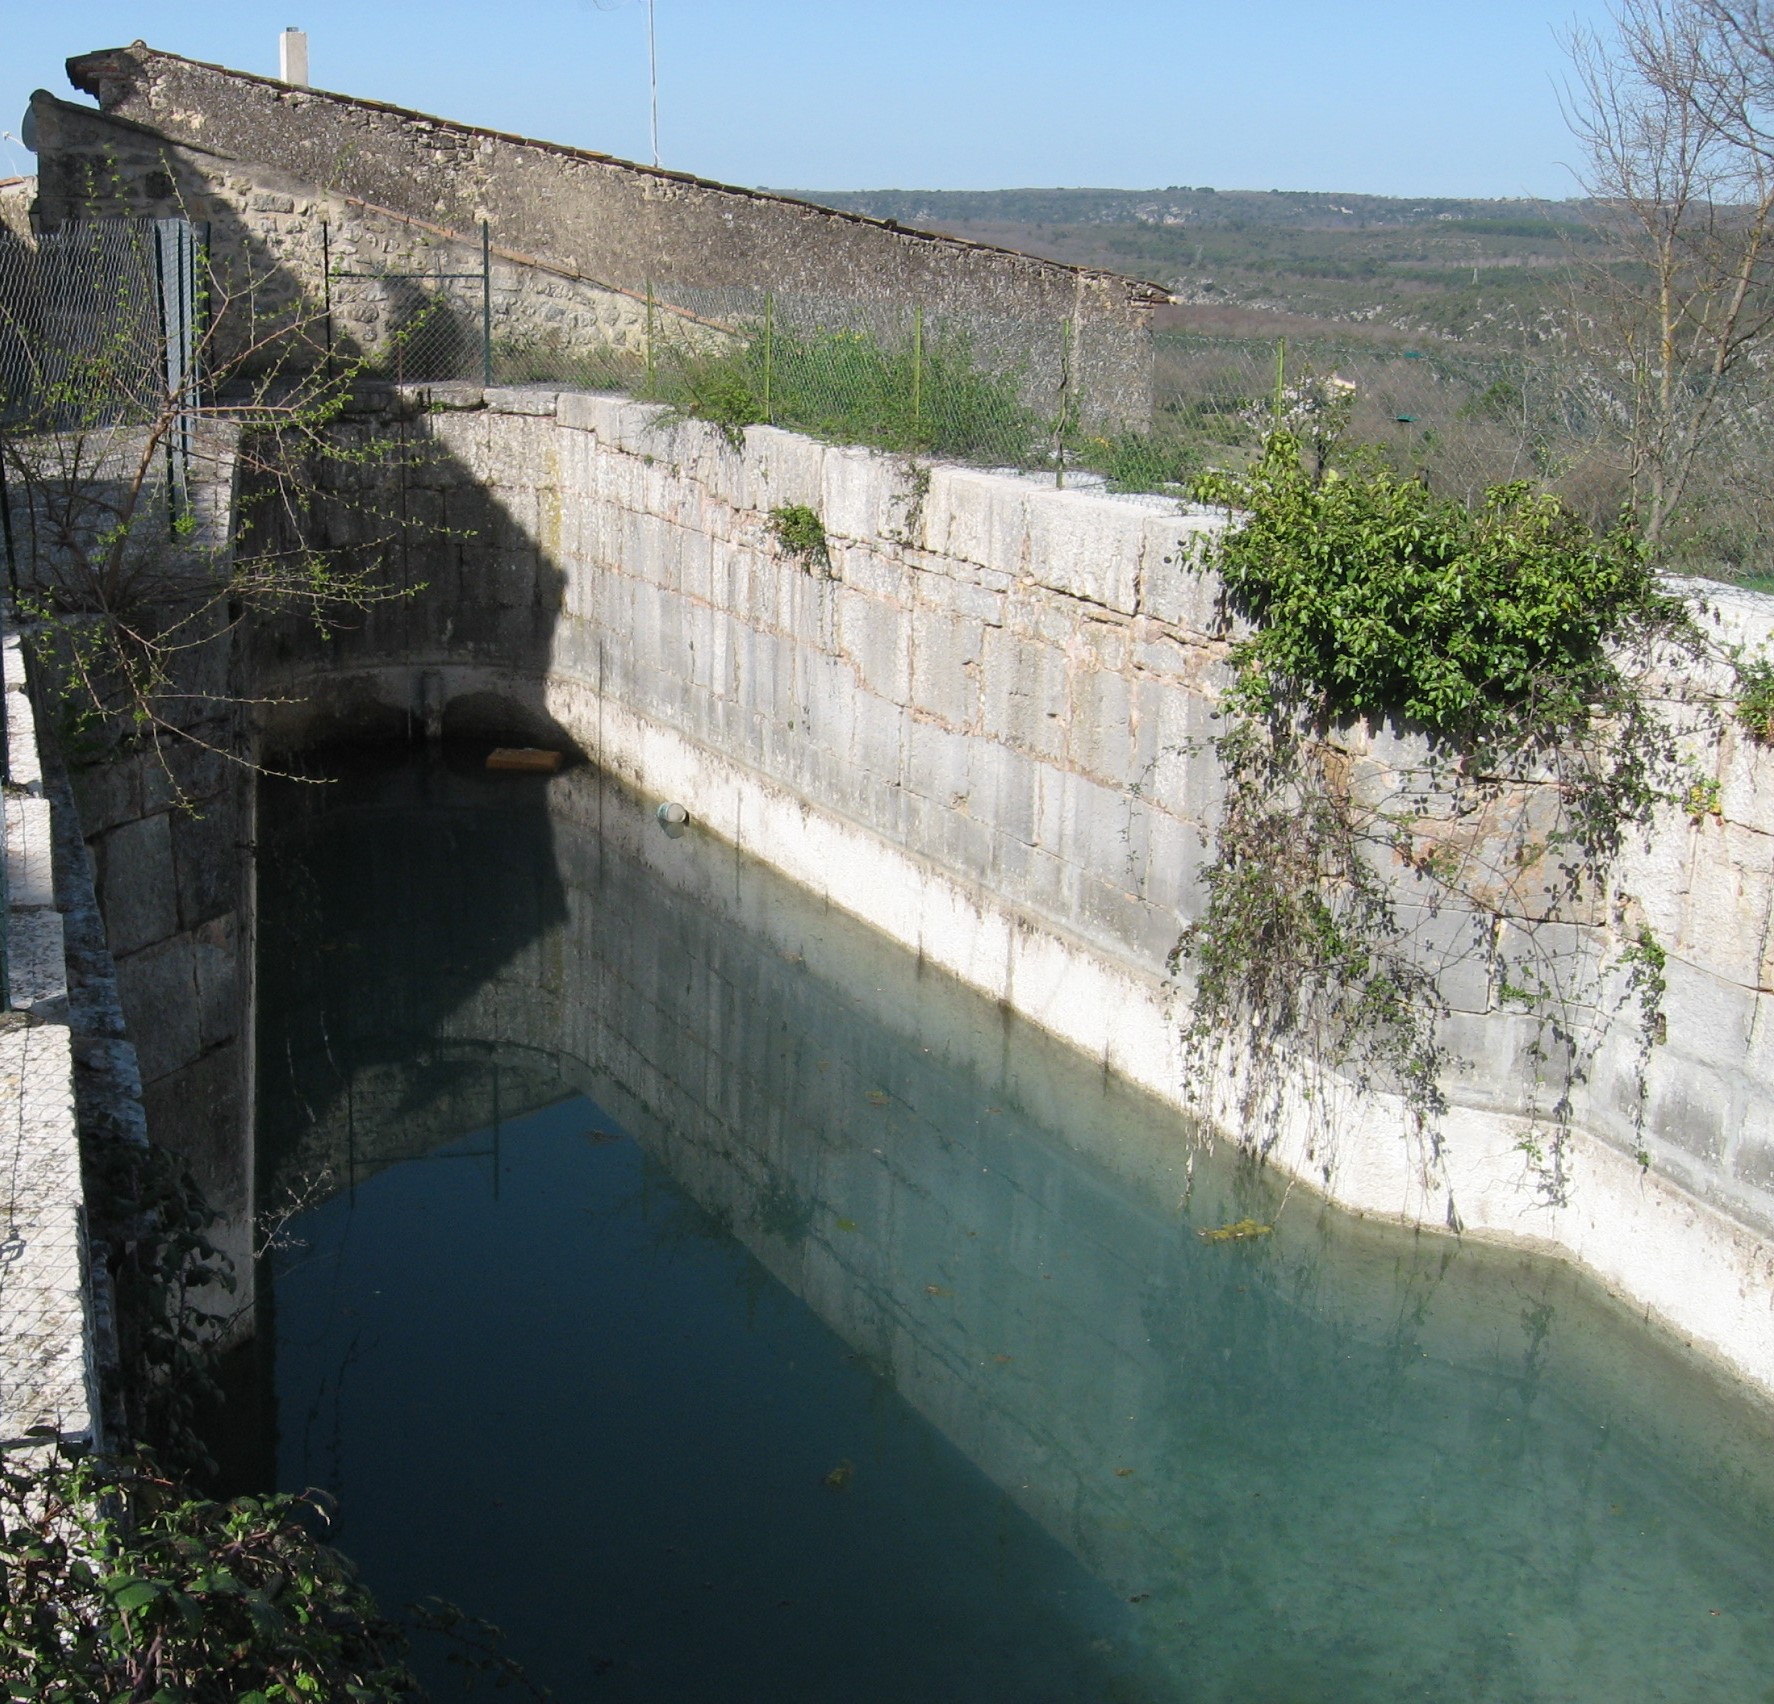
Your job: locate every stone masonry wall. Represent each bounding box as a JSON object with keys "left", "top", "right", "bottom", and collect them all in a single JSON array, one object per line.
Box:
[
  {"left": 33, "top": 46, "right": 1161, "bottom": 425},
  {"left": 0, "top": 615, "right": 99, "bottom": 1450},
  {"left": 243, "top": 383, "right": 1774, "bottom": 1395},
  {"left": 1, "top": 432, "right": 256, "bottom": 1328},
  {"left": 26, "top": 94, "right": 730, "bottom": 383}
]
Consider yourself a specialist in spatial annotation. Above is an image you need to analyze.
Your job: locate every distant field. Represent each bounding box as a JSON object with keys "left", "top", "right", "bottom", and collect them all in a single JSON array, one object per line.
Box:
[
  {"left": 783, "top": 188, "right": 1774, "bottom": 583},
  {"left": 790, "top": 186, "right": 1600, "bottom": 347}
]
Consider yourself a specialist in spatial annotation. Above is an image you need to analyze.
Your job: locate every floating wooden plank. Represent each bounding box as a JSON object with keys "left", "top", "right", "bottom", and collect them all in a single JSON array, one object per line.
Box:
[{"left": 486, "top": 747, "right": 562, "bottom": 773}]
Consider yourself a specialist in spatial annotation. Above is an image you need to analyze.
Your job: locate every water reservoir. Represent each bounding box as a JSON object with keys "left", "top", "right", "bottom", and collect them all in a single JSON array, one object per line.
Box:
[{"left": 241, "top": 749, "right": 1774, "bottom": 1702}]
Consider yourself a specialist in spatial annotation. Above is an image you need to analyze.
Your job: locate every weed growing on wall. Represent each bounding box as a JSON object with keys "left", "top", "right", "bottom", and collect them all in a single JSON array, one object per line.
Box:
[
  {"left": 767, "top": 504, "right": 831, "bottom": 572},
  {"left": 659, "top": 321, "right": 1047, "bottom": 466},
  {"left": 1736, "top": 656, "right": 1774, "bottom": 745},
  {"left": 1181, "top": 429, "right": 1701, "bottom": 1196},
  {"left": 1074, "top": 426, "right": 1202, "bottom": 494}
]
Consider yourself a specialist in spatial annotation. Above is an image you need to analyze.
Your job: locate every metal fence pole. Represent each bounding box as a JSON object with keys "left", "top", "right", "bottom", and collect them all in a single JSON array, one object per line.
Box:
[
  {"left": 912, "top": 304, "right": 923, "bottom": 442},
  {"left": 176, "top": 221, "right": 192, "bottom": 508},
  {"left": 0, "top": 454, "right": 16, "bottom": 602},
  {"left": 1055, "top": 315, "right": 1073, "bottom": 490},
  {"left": 645, "top": 280, "right": 656, "bottom": 391},
  {"left": 196, "top": 221, "right": 212, "bottom": 408},
  {"left": 150, "top": 224, "right": 178, "bottom": 537},
  {"left": 481, "top": 220, "right": 493, "bottom": 387},
  {"left": 321, "top": 219, "right": 334, "bottom": 379},
  {"left": 763, "top": 290, "right": 774, "bottom": 424}
]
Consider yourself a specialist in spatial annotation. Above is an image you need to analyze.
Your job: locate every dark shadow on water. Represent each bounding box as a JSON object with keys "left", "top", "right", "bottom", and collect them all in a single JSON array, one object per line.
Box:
[{"left": 236, "top": 745, "right": 1774, "bottom": 1704}]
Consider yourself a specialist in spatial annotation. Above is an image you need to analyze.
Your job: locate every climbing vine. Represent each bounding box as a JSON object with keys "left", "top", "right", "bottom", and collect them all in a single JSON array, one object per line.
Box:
[{"left": 1179, "top": 429, "right": 1702, "bottom": 1196}]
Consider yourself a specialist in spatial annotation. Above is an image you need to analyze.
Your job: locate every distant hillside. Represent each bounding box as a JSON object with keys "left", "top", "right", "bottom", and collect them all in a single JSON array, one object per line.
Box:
[
  {"left": 787, "top": 186, "right": 1590, "bottom": 235},
  {"left": 787, "top": 188, "right": 1601, "bottom": 345}
]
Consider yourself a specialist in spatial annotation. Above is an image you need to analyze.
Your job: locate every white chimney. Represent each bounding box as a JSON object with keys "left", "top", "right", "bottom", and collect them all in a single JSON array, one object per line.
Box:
[{"left": 280, "top": 28, "right": 309, "bottom": 88}]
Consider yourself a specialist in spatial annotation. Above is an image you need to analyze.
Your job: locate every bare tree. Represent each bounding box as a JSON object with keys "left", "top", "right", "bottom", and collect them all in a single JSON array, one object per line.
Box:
[
  {"left": 1564, "top": 0, "right": 1774, "bottom": 552},
  {"left": 0, "top": 213, "right": 425, "bottom": 797}
]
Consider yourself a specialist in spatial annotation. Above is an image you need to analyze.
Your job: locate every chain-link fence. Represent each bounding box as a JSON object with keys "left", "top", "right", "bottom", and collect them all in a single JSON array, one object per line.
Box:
[
  {"left": 0, "top": 217, "right": 205, "bottom": 539},
  {"left": 338, "top": 222, "right": 1774, "bottom": 569},
  {"left": 13, "top": 217, "right": 1774, "bottom": 575},
  {"left": 0, "top": 220, "right": 201, "bottom": 432},
  {"left": 321, "top": 221, "right": 1115, "bottom": 480}
]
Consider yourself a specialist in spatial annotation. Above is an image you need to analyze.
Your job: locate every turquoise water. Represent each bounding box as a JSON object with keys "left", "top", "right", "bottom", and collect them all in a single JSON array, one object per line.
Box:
[{"left": 250, "top": 749, "right": 1774, "bottom": 1703}]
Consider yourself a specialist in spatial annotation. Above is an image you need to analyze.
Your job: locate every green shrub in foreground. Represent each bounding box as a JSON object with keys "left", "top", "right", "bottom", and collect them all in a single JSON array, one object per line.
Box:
[{"left": 0, "top": 1449, "right": 416, "bottom": 1702}]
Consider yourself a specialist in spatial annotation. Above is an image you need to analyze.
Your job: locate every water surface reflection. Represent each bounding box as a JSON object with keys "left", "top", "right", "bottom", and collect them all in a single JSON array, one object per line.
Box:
[{"left": 252, "top": 750, "right": 1774, "bottom": 1703}]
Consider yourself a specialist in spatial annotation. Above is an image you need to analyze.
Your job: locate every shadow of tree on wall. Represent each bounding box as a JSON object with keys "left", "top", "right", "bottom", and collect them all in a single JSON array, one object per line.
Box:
[{"left": 16, "top": 157, "right": 585, "bottom": 1274}]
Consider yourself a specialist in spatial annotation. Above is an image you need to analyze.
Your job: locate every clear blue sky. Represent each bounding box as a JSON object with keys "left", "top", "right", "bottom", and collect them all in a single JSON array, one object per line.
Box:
[{"left": 0, "top": 1, "right": 1613, "bottom": 200}]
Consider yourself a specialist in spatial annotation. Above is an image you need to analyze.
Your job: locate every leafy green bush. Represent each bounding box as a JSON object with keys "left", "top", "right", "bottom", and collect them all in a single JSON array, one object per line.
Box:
[
  {"left": 1194, "top": 432, "right": 1685, "bottom": 742},
  {"left": 0, "top": 1449, "right": 416, "bottom": 1702},
  {"left": 1178, "top": 430, "right": 1696, "bottom": 1183}
]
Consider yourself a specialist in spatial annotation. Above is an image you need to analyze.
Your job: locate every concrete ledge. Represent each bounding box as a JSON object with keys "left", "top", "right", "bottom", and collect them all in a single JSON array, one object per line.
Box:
[{"left": 0, "top": 624, "right": 98, "bottom": 1452}]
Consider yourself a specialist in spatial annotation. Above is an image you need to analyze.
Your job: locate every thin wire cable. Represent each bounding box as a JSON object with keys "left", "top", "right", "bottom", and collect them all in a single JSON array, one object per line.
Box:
[
  {"left": 648, "top": 0, "right": 660, "bottom": 167},
  {"left": 591, "top": 0, "right": 659, "bottom": 167}
]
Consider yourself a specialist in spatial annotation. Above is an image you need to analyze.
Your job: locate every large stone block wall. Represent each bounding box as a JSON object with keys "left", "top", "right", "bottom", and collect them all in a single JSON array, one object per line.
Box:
[
  {"left": 65, "top": 739, "right": 254, "bottom": 1259},
  {"left": 33, "top": 45, "right": 1161, "bottom": 425},
  {"left": 0, "top": 434, "right": 256, "bottom": 1331},
  {"left": 245, "top": 384, "right": 1774, "bottom": 1394}
]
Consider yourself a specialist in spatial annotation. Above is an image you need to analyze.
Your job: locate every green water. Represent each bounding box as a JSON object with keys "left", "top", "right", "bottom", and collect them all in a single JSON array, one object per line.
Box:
[{"left": 248, "top": 748, "right": 1774, "bottom": 1703}]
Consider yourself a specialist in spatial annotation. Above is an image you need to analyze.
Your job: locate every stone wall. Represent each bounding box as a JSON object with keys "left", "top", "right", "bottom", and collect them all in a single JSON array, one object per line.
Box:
[
  {"left": 0, "top": 179, "right": 32, "bottom": 239},
  {"left": 66, "top": 740, "right": 254, "bottom": 1274},
  {"left": 0, "top": 615, "right": 99, "bottom": 1451},
  {"left": 32, "top": 45, "right": 1162, "bottom": 425},
  {"left": 24, "top": 93, "right": 731, "bottom": 385},
  {"left": 1, "top": 431, "right": 256, "bottom": 1331},
  {"left": 244, "top": 383, "right": 1774, "bottom": 1396}
]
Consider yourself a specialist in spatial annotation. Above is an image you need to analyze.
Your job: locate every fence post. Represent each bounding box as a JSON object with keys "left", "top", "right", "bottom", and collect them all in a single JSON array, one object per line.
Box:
[
  {"left": 645, "top": 280, "right": 656, "bottom": 391},
  {"left": 1273, "top": 337, "right": 1286, "bottom": 429},
  {"left": 321, "top": 220, "right": 334, "bottom": 379},
  {"left": 150, "top": 224, "right": 178, "bottom": 538},
  {"left": 481, "top": 220, "right": 493, "bottom": 387},
  {"left": 176, "top": 222, "right": 193, "bottom": 509},
  {"left": 763, "top": 290, "right": 775, "bottom": 423},
  {"left": 1055, "top": 315, "right": 1074, "bottom": 490},
  {"left": 196, "top": 222, "right": 212, "bottom": 408},
  {"left": 912, "top": 304, "right": 923, "bottom": 443},
  {"left": 0, "top": 449, "right": 17, "bottom": 603}
]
